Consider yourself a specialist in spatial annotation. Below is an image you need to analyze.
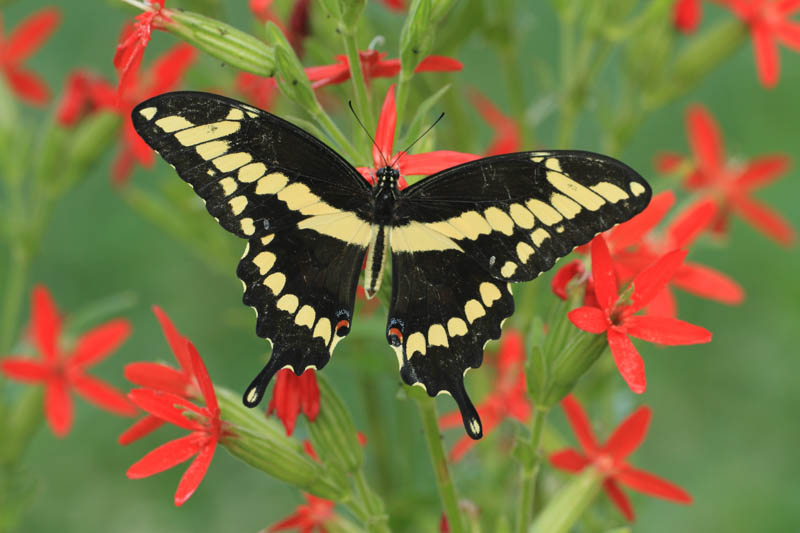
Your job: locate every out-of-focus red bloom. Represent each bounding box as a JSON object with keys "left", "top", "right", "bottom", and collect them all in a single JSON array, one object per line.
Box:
[
  {"left": 673, "top": 0, "right": 702, "bottom": 33},
  {"left": 357, "top": 85, "right": 479, "bottom": 187},
  {"left": 249, "top": 0, "right": 311, "bottom": 56},
  {"left": 119, "top": 306, "right": 202, "bottom": 445},
  {"left": 0, "top": 8, "right": 60, "bottom": 106},
  {"left": 0, "top": 285, "right": 135, "bottom": 437},
  {"left": 440, "top": 330, "right": 531, "bottom": 461},
  {"left": 112, "top": 44, "right": 196, "bottom": 184},
  {"left": 306, "top": 50, "right": 462, "bottom": 89},
  {"left": 551, "top": 259, "right": 587, "bottom": 301},
  {"left": 269, "top": 494, "right": 335, "bottom": 532},
  {"left": 127, "top": 341, "right": 228, "bottom": 506},
  {"left": 381, "top": 0, "right": 406, "bottom": 11},
  {"left": 721, "top": 0, "right": 800, "bottom": 87},
  {"left": 55, "top": 70, "right": 116, "bottom": 127},
  {"left": 568, "top": 237, "right": 711, "bottom": 393},
  {"left": 268, "top": 368, "right": 321, "bottom": 435},
  {"left": 470, "top": 90, "right": 522, "bottom": 156},
  {"left": 113, "top": 0, "right": 171, "bottom": 94},
  {"left": 550, "top": 395, "right": 692, "bottom": 521},
  {"left": 236, "top": 72, "right": 279, "bottom": 110},
  {"left": 658, "top": 104, "right": 795, "bottom": 245}
]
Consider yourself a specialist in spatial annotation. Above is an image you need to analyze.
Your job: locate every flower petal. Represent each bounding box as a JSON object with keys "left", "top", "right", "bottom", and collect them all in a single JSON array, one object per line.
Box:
[
  {"left": 71, "top": 374, "right": 137, "bottom": 416},
  {"left": 186, "top": 341, "right": 218, "bottom": 414},
  {"left": 644, "top": 287, "right": 677, "bottom": 318},
  {"left": 4, "top": 66, "right": 51, "bottom": 105},
  {"left": 624, "top": 315, "right": 712, "bottom": 346},
  {"left": 0, "top": 357, "right": 50, "bottom": 382},
  {"left": 752, "top": 22, "right": 780, "bottom": 88},
  {"left": 551, "top": 260, "right": 585, "bottom": 300},
  {"left": 776, "top": 20, "right": 800, "bottom": 51},
  {"left": 124, "top": 362, "right": 190, "bottom": 396},
  {"left": 127, "top": 433, "right": 206, "bottom": 478},
  {"left": 119, "top": 415, "right": 166, "bottom": 445},
  {"left": 5, "top": 8, "right": 60, "bottom": 63},
  {"left": 602, "top": 406, "right": 651, "bottom": 462},
  {"left": 374, "top": 84, "right": 397, "bottom": 166},
  {"left": 629, "top": 250, "right": 687, "bottom": 313},
  {"left": 45, "top": 378, "right": 73, "bottom": 437},
  {"left": 607, "top": 329, "right": 646, "bottom": 394},
  {"left": 69, "top": 319, "right": 131, "bottom": 368},
  {"left": 603, "top": 479, "right": 635, "bottom": 521},
  {"left": 687, "top": 105, "right": 724, "bottom": 175},
  {"left": 397, "top": 151, "right": 480, "bottom": 176},
  {"left": 560, "top": 395, "right": 599, "bottom": 454},
  {"left": 732, "top": 195, "right": 796, "bottom": 246},
  {"left": 31, "top": 285, "right": 61, "bottom": 363},
  {"left": 128, "top": 389, "right": 205, "bottom": 431},
  {"left": 654, "top": 152, "right": 685, "bottom": 174},
  {"left": 415, "top": 55, "right": 463, "bottom": 73},
  {"left": 549, "top": 449, "right": 590, "bottom": 472},
  {"left": 616, "top": 465, "right": 693, "bottom": 503},
  {"left": 672, "top": 263, "right": 745, "bottom": 305},
  {"left": 174, "top": 440, "right": 216, "bottom": 506},
  {"left": 299, "top": 369, "right": 320, "bottom": 420},
  {"left": 608, "top": 192, "right": 674, "bottom": 252},
  {"left": 152, "top": 305, "right": 192, "bottom": 372},
  {"left": 735, "top": 156, "right": 791, "bottom": 191},
  {"left": 590, "top": 236, "right": 618, "bottom": 310},
  {"left": 568, "top": 306, "right": 609, "bottom": 334},
  {"left": 147, "top": 43, "right": 197, "bottom": 95},
  {"left": 667, "top": 199, "right": 716, "bottom": 249}
]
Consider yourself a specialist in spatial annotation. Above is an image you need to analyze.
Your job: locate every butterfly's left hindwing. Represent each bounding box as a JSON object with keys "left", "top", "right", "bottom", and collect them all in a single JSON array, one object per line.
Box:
[
  {"left": 389, "top": 151, "right": 651, "bottom": 438},
  {"left": 132, "top": 92, "right": 373, "bottom": 407}
]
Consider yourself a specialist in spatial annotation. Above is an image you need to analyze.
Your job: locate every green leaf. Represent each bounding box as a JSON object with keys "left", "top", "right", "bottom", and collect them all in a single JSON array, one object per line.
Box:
[{"left": 529, "top": 468, "right": 604, "bottom": 533}]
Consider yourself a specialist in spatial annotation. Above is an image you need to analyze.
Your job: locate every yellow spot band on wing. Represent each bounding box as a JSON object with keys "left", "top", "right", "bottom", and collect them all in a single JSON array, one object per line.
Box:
[
  {"left": 175, "top": 121, "right": 240, "bottom": 146},
  {"left": 428, "top": 324, "right": 449, "bottom": 347},
  {"left": 276, "top": 294, "right": 299, "bottom": 313},
  {"left": 196, "top": 140, "right": 229, "bottom": 160},
  {"left": 391, "top": 222, "right": 462, "bottom": 252},
  {"left": 406, "top": 332, "right": 426, "bottom": 358},
  {"left": 464, "top": 299, "right": 486, "bottom": 323},
  {"left": 547, "top": 171, "right": 606, "bottom": 211},
  {"left": 447, "top": 317, "right": 468, "bottom": 337},
  {"left": 139, "top": 107, "right": 157, "bottom": 120},
  {"left": 479, "top": 283, "right": 502, "bottom": 307},
  {"left": 295, "top": 305, "right": 315, "bottom": 329},
  {"left": 256, "top": 172, "right": 288, "bottom": 195},
  {"left": 156, "top": 115, "right": 193, "bottom": 132},
  {"left": 525, "top": 199, "right": 563, "bottom": 225},
  {"left": 591, "top": 182, "right": 629, "bottom": 202},
  {"left": 264, "top": 272, "right": 286, "bottom": 295},
  {"left": 238, "top": 162, "right": 266, "bottom": 183},
  {"left": 550, "top": 193, "right": 582, "bottom": 219}
]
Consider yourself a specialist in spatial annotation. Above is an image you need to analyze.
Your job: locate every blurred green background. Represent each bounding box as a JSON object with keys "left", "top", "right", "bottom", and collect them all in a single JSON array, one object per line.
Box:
[{"left": 1, "top": 1, "right": 799, "bottom": 532}]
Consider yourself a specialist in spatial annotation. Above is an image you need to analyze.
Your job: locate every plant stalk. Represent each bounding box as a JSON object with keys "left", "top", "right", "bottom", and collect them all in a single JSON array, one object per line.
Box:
[{"left": 514, "top": 407, "right": 548, "bottom": 533}]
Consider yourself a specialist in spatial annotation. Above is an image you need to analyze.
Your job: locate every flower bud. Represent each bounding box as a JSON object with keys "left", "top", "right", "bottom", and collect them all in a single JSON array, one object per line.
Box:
[
  {"left": 541, "top": 332, "right": 608, "bottom": 408},
  {"left": 267, "top": 22, "right": 318, "bottom": 113},
  {"left": 168, "top": 9, "right": 275, "bottom": 77},
  {"left": 309, "top": 374, "right": 364, "bottom": 474},
  {"left": 529, "top": 468, "right": 603, "bottom": 533},
  {"left": 399, "top": 0, "right": 434, "bottom": 79},
  {"left": 339, "top": 0, "right": 366, "bottom": 30}
]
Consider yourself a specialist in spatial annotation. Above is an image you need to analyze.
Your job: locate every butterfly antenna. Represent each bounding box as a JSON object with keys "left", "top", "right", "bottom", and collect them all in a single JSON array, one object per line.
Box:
[
  {"left": 348, "top": 100, "right": 388, "bottom": 168},
  {"left": 391, "top": 112, "right": 445, "bottom": 168}
]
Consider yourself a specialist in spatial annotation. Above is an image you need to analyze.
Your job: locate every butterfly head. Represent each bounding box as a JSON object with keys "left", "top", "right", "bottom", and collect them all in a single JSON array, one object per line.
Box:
[{"left": 375, "top": 166, "right": 400, "bottom": 186}]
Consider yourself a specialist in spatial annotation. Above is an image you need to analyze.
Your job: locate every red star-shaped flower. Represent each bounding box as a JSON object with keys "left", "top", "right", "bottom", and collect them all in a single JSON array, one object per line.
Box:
[
  {"left": 0, "top": 8, "right": 60, "bottom": 106},
  {"left": 55, "top": 70, "right": 116, "bottom": 127},
  {"left": 306, "top": 49, "right": 462, "bottom": 89},
  {"left": 439, "top": 330, "right": 531, "bottom": 461},
  {"left": 113, "top": 0, "right": 171, "bottom": 94},
  {"left": 126, "top": 340, "right": 229, "bottom": 506},
  {"left": 721, "top": 0, "right": 800, "bottom": 87},
  {"left": 549, "top": 395, "right": 692, "bottom": 521},
  {"left": 119, "top": 306, "right": 202, "bottom": 445},
  {"left": 470, "top": 90, "right": 522, "bottom": 156},
  {"left": 357, "top": 84, "right": 480, "bottom": 187},
  {"left": 267, "top": 368, "right": 321, "bottom": 436},
  {"left": 657, "top": 104, "right": 795, "bottom": 245},
  {"left": 0, "top": 285, "right": 135, "bottom": 437},
  {"left": 269, "top": 494, "right": 335, "bottom": 533},
  {"left": 673, "top": 0, "right": 702, "bottom": 33},
  {"left": 568, "top": 237, "right": 711, "bottom": 393}
]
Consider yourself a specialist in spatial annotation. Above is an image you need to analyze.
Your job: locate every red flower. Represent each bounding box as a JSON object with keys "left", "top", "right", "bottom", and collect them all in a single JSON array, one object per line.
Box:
[
  {"left": 440, "top": 330, "right": 531, "bottom": 461},
  {"left": 381, "top": 0, "right": 406, "bottom": 10},
  {"left": 55, "top": 70, "right": 116, "bottom": 127},
  {"left": 0, "top": 285, "right": 135, "bottom": 437},
  {"left": 568, "top": 237, "right": 711, "bottom": 393},
  {"left": 126, "top": 341, "right": 228, "bottom": 506},
  {"left": 470, "top": 90, "right": 522, "bottom": 156},
  {"left": 357, "top": 85, "right": 480, "bottom": 187},
  {"left": 269, "top": 494, "right": 335, "bottom": 533},
  {"left": 658, "top": 104, "right": 795, "bottom": 245},
  {"left": 549, "top": 395, "right": 692, "bottom": 521},
  {"left": 113, "top": 0, "right": 170, "bottom": 94},
  {"left": 268, "top": 368, "right": 321, "bottom": 435},
  {"left": 305, "top": 50, "right": 462, "bottom": 89},
  {"left": 0, "top": 8, "right": 60, "bottom": 106},
  {"left": 111, "top": 44, "right": 196, "bottom": 184},
  {"left": 722, "top": 0, "right": 800, "bottom": 87},
  {"left": 673, "top": 0, "right": 702, "bottom": 33},
  {"left": 249, "top": 0, "right": 311, "bottom": 56},
  {"left": 119, "top": 306, "right": 201, "bottom": 444},
  {"left": 551, "top": 259, "right": 587, "bottom": 301}
]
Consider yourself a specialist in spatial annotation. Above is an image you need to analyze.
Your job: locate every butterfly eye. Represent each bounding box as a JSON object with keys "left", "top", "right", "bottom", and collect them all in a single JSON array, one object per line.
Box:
[
  {"left": 388, "top": 327, "right": 403, "bottom": 346},
  {"left": 335, "top": 319, "right": 350, "bottom": 337}
]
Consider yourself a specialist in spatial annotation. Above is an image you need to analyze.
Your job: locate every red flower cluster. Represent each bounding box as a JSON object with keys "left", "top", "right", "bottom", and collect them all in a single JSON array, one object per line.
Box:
[
  {"left": 550, "top": 395, "right": 692, "bottom": 521},
  {"left": 268, "top": 368, "right": 321, "bottom": 436},
  {"left": 440, "top": 330, "right": 531, "bottom": 461},
  {"left": 0, "top": 285, "right": 135, "bottom": 437},
  {"left": 0, "top": 8, "right": 60, "bottom": 106},
  {"left": 358, "top": 85, "right": 479, "bottom": 186},
  {"left": 568, "top": 237, "right": 711, "bottom": 393},
  {"left": 658, "top": 104, "right": 795, "bottom": 246},
  {"left": 113, "top": 0, "right": 170, "bottom": 94},
  {"left": 55, "top": 70, "right": 116, "bottom": 127},
  {"left": 124, "top": 309, "right": 228, "bottom": 506}
]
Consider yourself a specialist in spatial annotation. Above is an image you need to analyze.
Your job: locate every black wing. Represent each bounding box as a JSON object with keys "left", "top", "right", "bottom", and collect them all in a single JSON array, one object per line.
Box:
[
  {"left": 131, "top": 91, "right": 373, "bottom": 407},
  {"left": 389, "top": 151, "right": 651, "bottom": 438}
]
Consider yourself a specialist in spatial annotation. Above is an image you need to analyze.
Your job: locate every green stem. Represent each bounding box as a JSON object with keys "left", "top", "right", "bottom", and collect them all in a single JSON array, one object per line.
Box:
[
  {"left": 0, "top": 245, "right": 30, "bottom": 356},
  {"left": 311, "top": 105, "right": 364, "bottom": 165},
  {"left": 351, "top": 470, "right": 392, "bottom": 533},
  {"left": 359, "top": 375, "right": 393, "bottom": 495},
  {"left": 514, "top": 407, "right": 548, "bottom": 533},
  {"left": 415, "top": 396, "right": 464, "bottom": 533},
  {"left": 394, "top": 74, "right": 412, "bottom": 136},
  {"left": 500, "top": 44, "right": 531, "bottom": 147},
  {"left": 342, "top": 29, "right": 374, "bottom": 140}
]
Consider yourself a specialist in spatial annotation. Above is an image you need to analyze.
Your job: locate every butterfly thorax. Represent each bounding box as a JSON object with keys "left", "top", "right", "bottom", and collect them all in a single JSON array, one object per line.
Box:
[
  {"left": 364, "top": 166, "right": 400, "bottom": 298},
  {"left": 372, "top": 166, "right": 400, "bottom": 225}
]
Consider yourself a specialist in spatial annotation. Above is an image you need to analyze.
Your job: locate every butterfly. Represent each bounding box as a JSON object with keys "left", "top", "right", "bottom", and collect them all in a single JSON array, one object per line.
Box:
[{"left": 132, "top": 91, "right": 652, "bottom": 440}]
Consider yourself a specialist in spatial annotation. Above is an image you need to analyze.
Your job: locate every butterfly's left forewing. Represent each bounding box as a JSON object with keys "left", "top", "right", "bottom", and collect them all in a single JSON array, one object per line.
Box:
[
  {"left": 132, "top": 92, "right": 373, "bottom": 406},
  {"left": 390, "top": 151, "right": 651, "bottom": 438}
]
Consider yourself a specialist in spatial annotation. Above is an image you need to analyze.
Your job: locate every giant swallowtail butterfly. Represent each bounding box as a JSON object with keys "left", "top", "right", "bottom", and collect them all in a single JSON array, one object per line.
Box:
[{"left": 132, "top": 92, "right": 651, "bottom": 439}]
